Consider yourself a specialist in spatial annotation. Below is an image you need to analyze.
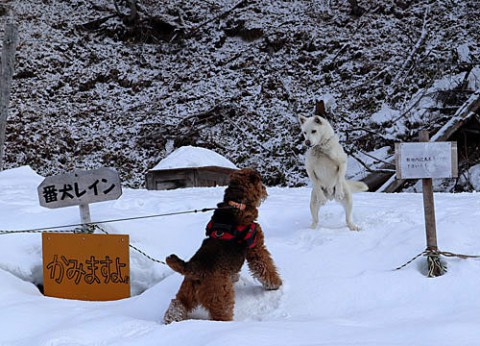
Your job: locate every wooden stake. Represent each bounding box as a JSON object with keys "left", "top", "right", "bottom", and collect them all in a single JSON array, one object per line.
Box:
[
  {"left": 419, "top": 130, "right": 445, "bottom": 277},
  {"left": 79, "top": 204, "right": 93, "bottom": 233}
]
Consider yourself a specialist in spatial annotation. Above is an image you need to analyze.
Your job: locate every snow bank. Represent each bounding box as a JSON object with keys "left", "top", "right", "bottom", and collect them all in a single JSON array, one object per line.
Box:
[{"left": 151, "top": 146, "right": 238, "bottom": 170}]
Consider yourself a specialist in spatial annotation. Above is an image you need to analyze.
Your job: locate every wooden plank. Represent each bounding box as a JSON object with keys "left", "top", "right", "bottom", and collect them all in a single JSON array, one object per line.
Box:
[
  {"left": 431, "top": 88, "right": 480, "bottom": 141},
  {"left": 145, "top": 166, "right": 237, "bottom": 190}
]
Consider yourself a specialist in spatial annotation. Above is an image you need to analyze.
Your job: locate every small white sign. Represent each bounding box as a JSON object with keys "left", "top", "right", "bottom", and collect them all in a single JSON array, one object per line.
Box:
[
  {"left": 395, "top": 142, "right": 458, "bottom": 179},
  {"left": 38, "top": 167, "right": 122, "bottom": 208}
]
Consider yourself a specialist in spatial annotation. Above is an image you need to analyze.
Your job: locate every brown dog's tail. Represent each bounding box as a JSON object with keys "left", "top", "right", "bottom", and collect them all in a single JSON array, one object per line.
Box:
[{"left": 165, "top": 254, "right": 201, "bottom": 280}]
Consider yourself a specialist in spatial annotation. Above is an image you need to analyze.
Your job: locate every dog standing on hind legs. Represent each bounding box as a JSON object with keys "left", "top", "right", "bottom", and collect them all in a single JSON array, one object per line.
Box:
[
  {"left": 298, "top": 101, "right": 368, "bottom": 231},
  {"left": 163, "top": 168, "right": 282, "bottom": 324}
]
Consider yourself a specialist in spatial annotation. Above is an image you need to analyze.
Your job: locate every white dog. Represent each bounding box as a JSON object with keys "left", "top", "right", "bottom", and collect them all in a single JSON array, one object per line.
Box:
[{"left": 298, "top": 105, "right": 368, "bottom": 231}]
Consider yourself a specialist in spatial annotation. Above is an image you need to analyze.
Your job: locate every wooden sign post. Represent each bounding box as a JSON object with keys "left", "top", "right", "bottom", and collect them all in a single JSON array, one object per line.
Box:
[
  {"left": 38, "top": 167, "right": 129, "bottom": 300},
  {"left": 395, "top": 130, "right": 458, "bottom": 277},
  {"left": 37, "top": 167, "right": 122, "bottom": 232}
]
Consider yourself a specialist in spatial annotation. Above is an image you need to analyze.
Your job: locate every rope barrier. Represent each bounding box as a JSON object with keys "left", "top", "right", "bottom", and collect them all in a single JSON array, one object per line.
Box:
[
  {"left": 0, "top": 207, "right": 219, "bottom": 235},
  {"left": 435, "top": 250, "right": 480, "bottom": 260},
  {"left": 3, "top": 205, "right": 480, "bottom": 268},
  {"left": 394, "top": 248, "right": 480, "bottom": 271},
  {"left": 0, "top": 225, "right": 95, "bottom": 235},
  {"left": 0, "top": 206, "right": 225, "bottom": 265}
]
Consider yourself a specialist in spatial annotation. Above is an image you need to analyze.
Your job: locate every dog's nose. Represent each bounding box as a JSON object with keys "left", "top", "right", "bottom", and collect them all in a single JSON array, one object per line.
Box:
[{"left": 305, "top": 140, "right": 311, "bottom": 146}]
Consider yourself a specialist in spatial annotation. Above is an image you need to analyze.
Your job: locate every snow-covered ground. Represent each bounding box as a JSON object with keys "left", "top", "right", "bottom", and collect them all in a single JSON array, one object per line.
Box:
[{"left": 1, "top": 164, "right": 480, "bottom": 346}]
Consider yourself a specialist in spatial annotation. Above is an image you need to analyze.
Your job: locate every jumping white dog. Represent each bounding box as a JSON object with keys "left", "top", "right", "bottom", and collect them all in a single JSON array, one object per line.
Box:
[{"left": 298, "top": 103, "right": 368, "bottom": 231}]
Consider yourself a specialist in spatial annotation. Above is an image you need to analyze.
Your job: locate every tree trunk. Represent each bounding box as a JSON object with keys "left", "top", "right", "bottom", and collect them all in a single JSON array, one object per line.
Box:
[
  {"left": 0, "top": 21, "right": 19, "bottom": 171},
  {"left": 347, "top": 0, "right": 365, "bottom": 17}
]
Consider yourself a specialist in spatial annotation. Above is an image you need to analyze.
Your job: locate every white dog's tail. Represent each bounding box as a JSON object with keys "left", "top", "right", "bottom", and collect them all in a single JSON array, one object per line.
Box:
[{"left": 347, "top": 180, "right": 369, "bottom": 193}]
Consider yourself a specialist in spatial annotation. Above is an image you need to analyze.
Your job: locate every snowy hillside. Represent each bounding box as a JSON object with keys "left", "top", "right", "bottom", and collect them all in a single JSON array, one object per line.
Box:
[
  {"left": 0, "top": 0, "right": 479, "bottom": 188},
  {"left": 1, "top": 166, "right": 480, "bottom": 345}
]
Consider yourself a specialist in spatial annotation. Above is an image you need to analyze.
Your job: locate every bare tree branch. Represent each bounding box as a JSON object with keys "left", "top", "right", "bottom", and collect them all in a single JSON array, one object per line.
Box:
[
  {"left": 393, "top": 6, "right": 430, "bottom": 84},
  {"left": 187, "top": 0, "right": 246, "bottom": 38},
  {"left": 113, "top": 0, "right": 139, "bottom": 25},
  {"left": 344, "top": 147, "right": 396, "bottom": 175}
]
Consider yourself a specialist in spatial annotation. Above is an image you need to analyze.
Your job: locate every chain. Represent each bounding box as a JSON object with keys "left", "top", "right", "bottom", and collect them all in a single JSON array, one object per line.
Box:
[
  {"left": 94, "top": 224, "right": 166, "bottom": 265},
  {"left": 128, "top": 243, "right": 166, "bottom": 265},
  {"left": 0, "top": 224, "right": 167, "bottom": 264},
  {"left": 394, "top": 251, "right": 426, "bottom": 271}
]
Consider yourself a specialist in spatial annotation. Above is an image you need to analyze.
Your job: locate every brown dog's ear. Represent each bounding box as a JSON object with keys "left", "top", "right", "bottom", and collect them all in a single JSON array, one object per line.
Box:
[
  {"left": 298, "top": 115, "right": 308, "bottom": 124},
  {"left": 248, "top": 170, "right": 262, "bottom": 184},
  {"left": 315, "top": 100, "right": 326, "bottom": 116}
]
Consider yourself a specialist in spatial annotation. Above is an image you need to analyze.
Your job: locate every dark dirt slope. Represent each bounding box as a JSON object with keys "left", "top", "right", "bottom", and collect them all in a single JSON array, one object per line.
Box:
[{"left": 0, "top": 0, "right": 479, "bottom": 189}]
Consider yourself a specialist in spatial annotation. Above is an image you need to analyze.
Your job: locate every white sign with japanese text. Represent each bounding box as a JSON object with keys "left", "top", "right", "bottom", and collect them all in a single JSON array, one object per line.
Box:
[
  {"left": 395, "top": 142, "right": 458, "bottom": 179},
  {"left": 38, "top": 167, "right": 122, "bottom": 208}
]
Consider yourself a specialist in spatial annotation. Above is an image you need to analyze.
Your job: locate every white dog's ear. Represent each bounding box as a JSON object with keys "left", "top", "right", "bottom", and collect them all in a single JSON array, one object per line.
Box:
[
  {"left": 314, "top": 116, "right": 323, "bottom": 125},
  {"left": 315, "top": 100, "right": 326, "bottom": 116},
  {"left": 298, "top": 115, "right": 308, "bottom": 124}
]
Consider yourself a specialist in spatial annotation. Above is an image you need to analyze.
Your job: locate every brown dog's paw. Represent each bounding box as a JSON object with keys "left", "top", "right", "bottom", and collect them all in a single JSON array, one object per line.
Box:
[
  {"left": 230, "top": 272, "right": 240, "bottom": 283},
  {"left": 262, "top": 276, "right": 283, "bottom": 290},
  {"left": 163, "top": 299, "right": 187, "bottom": 324}
]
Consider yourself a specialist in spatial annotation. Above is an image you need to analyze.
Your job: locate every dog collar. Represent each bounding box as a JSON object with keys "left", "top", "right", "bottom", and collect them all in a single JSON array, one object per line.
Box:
[{"left": 228, "top": 200, "right": 246, "bottom": 210}]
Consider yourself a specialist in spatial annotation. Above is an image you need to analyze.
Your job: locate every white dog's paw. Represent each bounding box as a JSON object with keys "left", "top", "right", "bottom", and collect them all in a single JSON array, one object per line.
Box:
[
  {"left": 315, "top": 193, "right": 328, "bottom": 205},
  {"left": 334, "top": 185, "right": 345, "bottom": 200},
  {"left": 347, "top": 223, "right": 360, "bottom": 231},
  {"left": 310, "top": 221, "right": 318, "bottom": 229}
]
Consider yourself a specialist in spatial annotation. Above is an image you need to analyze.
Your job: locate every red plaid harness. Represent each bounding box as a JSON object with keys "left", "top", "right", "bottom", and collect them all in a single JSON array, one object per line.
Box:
[{"left": 205, "top": 220, "right": 258, "bottom": 249}]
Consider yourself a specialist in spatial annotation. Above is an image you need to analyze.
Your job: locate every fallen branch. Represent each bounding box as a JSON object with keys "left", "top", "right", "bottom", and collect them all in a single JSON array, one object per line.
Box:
[
  {"left": 345, "top": 148, "right": 395, "bottom": 175},
  {"left": 378, "top": 87, "right": 480, "bottom": 192},
  {"left": 77, "top": 15, "right": 116, "bottom": 31},
  {"left": 187, "top": 0, "right": 246, "bottom": 38}
]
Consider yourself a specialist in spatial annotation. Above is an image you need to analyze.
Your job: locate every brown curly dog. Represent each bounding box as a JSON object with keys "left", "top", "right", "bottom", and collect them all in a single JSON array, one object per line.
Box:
[{"left": 163, "top": 168, "right": 282, "bottom": 324}]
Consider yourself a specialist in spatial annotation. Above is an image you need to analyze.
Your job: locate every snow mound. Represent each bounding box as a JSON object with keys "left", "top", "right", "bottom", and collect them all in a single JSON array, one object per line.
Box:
[
  {"left": 0, "top": 165, "right": 44, "bottom": 185},
  {"left": 151, "top": 146, "right": 238, "bottom": 170}
]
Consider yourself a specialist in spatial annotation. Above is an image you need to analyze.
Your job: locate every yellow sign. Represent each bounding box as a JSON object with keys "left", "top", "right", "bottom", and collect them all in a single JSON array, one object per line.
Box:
[{"left": 42, "top": 233, "right": 130, "bottom": 301}]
